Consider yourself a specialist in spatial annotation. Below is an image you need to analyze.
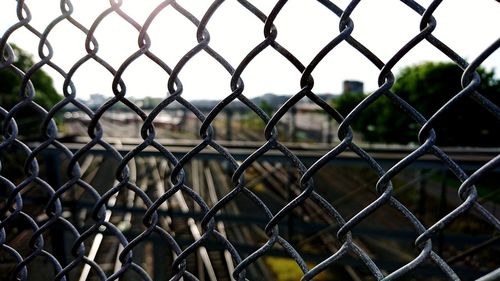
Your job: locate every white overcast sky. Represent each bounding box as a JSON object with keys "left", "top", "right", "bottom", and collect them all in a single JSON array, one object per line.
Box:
[{"left": 1, "top": 0, "right": 499, "bottom": 100}]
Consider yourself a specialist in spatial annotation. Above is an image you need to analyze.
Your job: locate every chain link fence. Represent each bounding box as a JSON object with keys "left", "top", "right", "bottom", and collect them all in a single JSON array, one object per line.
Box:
[{"left": 1, "top": 0, "right": 499, "bottom": 280}]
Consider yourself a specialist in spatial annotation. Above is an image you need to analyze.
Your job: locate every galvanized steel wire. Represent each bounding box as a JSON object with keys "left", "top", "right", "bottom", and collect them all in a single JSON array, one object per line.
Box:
[{"left": 1, "top": 0, "right": 499, "bottom": 280}]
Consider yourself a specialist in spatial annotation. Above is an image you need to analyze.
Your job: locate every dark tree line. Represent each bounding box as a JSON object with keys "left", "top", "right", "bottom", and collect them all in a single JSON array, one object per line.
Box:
[
  {"left": 0, "top": 45, "right": 61, "bottom": 139},
  {"left": 334, "top": 62, "right": 500, "bottom": 147}
]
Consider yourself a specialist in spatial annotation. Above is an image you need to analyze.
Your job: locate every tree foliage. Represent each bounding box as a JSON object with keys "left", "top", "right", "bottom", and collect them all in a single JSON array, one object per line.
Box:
[
  {"left": 0, "top": 45, "right": 62, "bottom": 139},
  {"left": 335, "top": 62, "right": 500, "bottom": 146}
]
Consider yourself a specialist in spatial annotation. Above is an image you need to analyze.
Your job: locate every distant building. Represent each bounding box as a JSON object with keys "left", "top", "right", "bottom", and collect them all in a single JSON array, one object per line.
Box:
[
  {"left": 88, "top": 93, "right": 106, "bottom": 107},
  {"left": 342, "top": 80, "right": 364, "bottom": 94}
]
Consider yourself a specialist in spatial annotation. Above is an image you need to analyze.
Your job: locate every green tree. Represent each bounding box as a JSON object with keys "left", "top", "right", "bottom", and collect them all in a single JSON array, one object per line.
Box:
[
  {"left": 334, "top": 91, "right": 365, "bottom": 117},
  {"left": 0, "top": 45, "right": 62, "bottom": 139},
  {"left": 335, "top": 62, "right": 500, "bottom": 146},
  {"left": 259, "top": 100, "right": 274, "bottom": 117}
]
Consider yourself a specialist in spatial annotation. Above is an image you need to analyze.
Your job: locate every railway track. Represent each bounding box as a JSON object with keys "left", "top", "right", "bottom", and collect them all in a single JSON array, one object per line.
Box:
[
  {"left": 33, "top": 118, "right": 498, "bottom": 280},
  {"left": 61, "top": 150, "right": 322, "bottom": 279},
  {"left": 64, "top": 154, "right": 244, "bottom": 280}
]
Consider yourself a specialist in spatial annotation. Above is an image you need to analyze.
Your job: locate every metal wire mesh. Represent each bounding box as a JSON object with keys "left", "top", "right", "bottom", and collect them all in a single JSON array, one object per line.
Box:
[{"left": 1, "top": 0, "right": 499, "bottom": 280}]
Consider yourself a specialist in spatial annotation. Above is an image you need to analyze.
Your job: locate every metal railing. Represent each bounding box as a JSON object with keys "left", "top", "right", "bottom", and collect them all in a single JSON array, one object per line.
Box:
[{"left": 1, "top": 1, "right": 499, "bottom": 280}]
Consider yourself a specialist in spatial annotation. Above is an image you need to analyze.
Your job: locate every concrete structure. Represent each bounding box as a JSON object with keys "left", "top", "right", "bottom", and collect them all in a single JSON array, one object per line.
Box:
[{"left": 343, "top": 80, "right": 364, "bottom": 94}]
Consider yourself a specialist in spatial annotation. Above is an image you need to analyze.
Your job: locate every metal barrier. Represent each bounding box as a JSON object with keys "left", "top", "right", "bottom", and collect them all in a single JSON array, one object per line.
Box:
[{"left": 1, "top": 1, "right": 499, "bottom": 280}]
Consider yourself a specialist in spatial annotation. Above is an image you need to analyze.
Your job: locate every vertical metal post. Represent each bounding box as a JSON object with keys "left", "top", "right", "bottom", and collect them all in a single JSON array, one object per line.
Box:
[
  {"left": 153, "top": 237, "right": 168, "bottom": 281},
  {"left": 288, "top": 107, "right": 297, "bottom": 142},
  {"left": 438, "top": 170, "right": 448, "bottom": 256},
  {"left": 287, "top": 164, "right": 295, "bottom": 242},
  {"left": 226, "top": 109, "right": 233, "bottom": 141},
  {"left": 417, "top": 169, "right": 427, "bottom": 219},
  {"left": 179, "top": 108, "right": 188, "bottom": 132},
  {"left": 45, "top": 151, "right": 66, "bottom": 266},
  {"left": 326, "top": 117, "right": 333, "bottom": 144}
]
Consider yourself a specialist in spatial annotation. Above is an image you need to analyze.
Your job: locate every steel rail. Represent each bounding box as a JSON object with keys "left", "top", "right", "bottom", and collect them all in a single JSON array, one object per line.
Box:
[
  {"left": 78, "top": 141, "right": 124, "bottom": 281},
  {"left": 204, "top": 166, "right": 236, "bottom": 281}
]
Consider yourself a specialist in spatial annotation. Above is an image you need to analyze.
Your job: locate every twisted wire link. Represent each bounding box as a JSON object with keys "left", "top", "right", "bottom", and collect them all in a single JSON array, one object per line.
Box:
[{"left": 0, "top": 0, "right": 498, "bottom": 280}]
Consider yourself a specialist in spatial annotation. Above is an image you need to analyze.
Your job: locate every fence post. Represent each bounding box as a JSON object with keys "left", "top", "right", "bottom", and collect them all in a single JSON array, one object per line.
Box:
[
  {"left": 417, "top": 169, "right": 427, "bottom": 219},
  {"left": 324, "top": 117, "right": 333, "bottom": 144},
  {"left": 226, "top": 108, "right": 233, "bottom": 141},
  {"left": 287, "top": 164, "right": 295, "bottom": 242},
  {"left": 288, "top": 107, "right": 297, "bottom": 142},
  {"left": 45, "top": 151, "right": 67, "bottom": 266},
  {"left": 438, "top": 170, "right": 448, "bottom": 256}
]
